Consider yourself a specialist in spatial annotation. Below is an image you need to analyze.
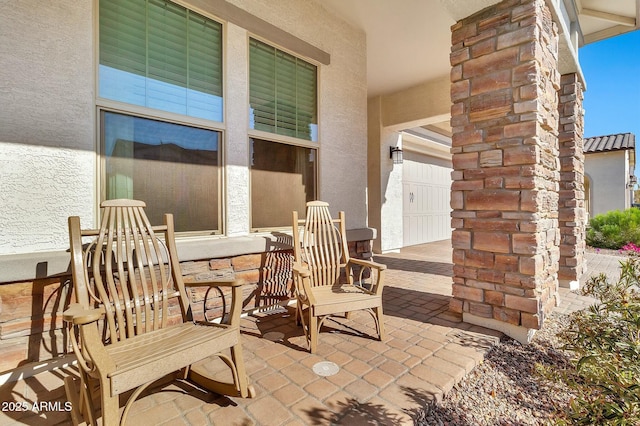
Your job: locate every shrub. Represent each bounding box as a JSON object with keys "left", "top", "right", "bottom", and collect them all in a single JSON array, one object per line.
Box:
[
  {"left": 586, "top": 209, "right": 640, "bottom": 249},
  {"left": 553, "top": 257, "right": 640, "bottom": 425},
  {"left": 621, "top": 243, "right": 640, "bottom": 255}
]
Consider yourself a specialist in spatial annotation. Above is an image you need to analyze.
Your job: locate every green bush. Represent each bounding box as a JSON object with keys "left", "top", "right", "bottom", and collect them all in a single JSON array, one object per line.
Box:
[
  {"left": 553, "top": 257, "right": 640, "bottom": 425},
  {"left": 586, "top": 209, "right": 640, "bottom": 249}
]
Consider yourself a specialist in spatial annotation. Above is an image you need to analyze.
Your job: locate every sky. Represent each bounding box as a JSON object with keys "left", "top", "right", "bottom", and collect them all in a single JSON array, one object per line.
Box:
[{"left": 579, "top": 29, "right": 640, "bottom": 168}]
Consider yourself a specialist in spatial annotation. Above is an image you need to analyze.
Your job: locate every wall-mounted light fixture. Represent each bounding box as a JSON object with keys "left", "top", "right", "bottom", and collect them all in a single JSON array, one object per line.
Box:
[
  {"left": 628, "top": 175, "right": 637, "bottom": 189},
  {"left": 390, "top": 146, "right": 403, "bottom": 164}
]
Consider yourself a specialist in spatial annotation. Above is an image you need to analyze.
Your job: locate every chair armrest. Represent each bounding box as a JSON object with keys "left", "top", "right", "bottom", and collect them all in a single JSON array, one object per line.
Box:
[
  {"left": 292, "top": 263, "right": 311, "bottom": 278},
  {"left": 186, "top": 279, "right": 244, "bottom": 326},
  {"left": 63, "top": 303, "right": 104, "bottom": 325},
  {"left": 63, "top": 303, "right": 115, "bottom": 376},
  {"left": 347, "top": 258, "right": 386, "bottom": 296},
  {"left": 184, "top": 279, "right": 242, "bottom": 288},
  {"left": 291, "top": 263, "right": 316, "bottom": 305},
  {"left": 349, "top": 258, "right": 387, "bottom": 271}
]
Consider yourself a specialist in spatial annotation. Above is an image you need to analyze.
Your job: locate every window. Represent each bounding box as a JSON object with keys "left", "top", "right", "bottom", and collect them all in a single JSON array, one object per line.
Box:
[
  {"left": 250, "top": 138, "right": 316, "bottom": 229},
  {"left": 249, "top": 38, "right": 317, "bottom": 142},
  {"left": 99, "top": 0, "right": 223, "bottom": 233},
  {"left": 249, "top": 39, "right": 318, "bottom": 229},
  {"left": 100, "top": 0, "right": 223, "bottom": 121},
  {"left": 103, "top": 111, "right": 221, "bottom": 233}
]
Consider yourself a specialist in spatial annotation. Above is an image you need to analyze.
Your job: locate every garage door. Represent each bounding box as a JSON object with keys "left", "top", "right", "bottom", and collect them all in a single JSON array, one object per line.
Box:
[{"left": 402, "top": 151, "right": 452, "bottom": 246}]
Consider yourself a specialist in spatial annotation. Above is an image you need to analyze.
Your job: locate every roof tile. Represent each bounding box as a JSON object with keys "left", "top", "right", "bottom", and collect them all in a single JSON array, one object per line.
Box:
[{"left": 584, "top": 133, "right": 635, "bottom": 153}]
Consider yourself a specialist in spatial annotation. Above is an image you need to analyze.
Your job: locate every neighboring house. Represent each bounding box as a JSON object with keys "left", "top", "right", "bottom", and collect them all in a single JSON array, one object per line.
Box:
[
  {"left": 0, "top": 0, "right": 638, "bottom": 374},
  {"left": 584, "top": 133, "right": 636, "bottom": 217}
]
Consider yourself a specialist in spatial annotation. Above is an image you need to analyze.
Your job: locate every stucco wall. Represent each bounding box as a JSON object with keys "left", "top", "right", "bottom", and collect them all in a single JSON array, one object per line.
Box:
[
  {"left": 380, "top": 131, "right": 404, "bottom": 252},
  {"left": 0, "top": 0, "right": 367, "bottom": 258},
  {"left": 585, "top": 150, "right": 629, "bottom": 217},
  {"left": 0, "top": 0, "right": 95, "bottom": 254}
]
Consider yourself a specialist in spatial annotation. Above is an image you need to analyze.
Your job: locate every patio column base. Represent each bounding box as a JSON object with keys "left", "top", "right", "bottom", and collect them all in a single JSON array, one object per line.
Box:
[{"left": 463, "top": 313, "right": 535, "bottom": 345}]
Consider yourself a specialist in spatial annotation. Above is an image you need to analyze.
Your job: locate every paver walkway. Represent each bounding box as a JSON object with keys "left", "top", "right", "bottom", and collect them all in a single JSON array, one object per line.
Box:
[
  {"left": 555, "top": 250, "right": 622, "bottom": 315},
  {"left": 0, "top": 241, "right": 621, "bottom": 425}
]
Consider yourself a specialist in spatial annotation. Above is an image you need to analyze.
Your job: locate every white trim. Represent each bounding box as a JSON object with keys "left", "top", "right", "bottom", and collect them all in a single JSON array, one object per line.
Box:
[
  {"left": 463, "top": 313, "right": 536, "bottom": 344},
  {"left": 559, "top": 279, "right": 580, "bottom": 290}
]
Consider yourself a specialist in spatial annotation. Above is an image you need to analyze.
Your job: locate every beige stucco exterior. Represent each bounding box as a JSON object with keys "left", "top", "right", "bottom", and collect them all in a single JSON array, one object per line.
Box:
[{"left": 0, "top": 1, "right": 95, "bottom": 254}]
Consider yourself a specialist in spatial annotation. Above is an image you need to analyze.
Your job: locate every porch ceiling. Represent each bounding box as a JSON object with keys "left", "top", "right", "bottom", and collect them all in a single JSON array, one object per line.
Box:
[
  {"left": 318, "top": 0, "right": 639, "bottom": 98},
  {"left": 579, "top": 0, "right": 640, "bottom": 44}
]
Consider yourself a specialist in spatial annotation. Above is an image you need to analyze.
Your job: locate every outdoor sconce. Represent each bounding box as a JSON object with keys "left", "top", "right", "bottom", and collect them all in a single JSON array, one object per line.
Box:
[
  {"left": 628, "top": 175, "right": 638, "bottom": 189},
  {"left": 390, "top": 146, "right": 403, "bottom": 164}
]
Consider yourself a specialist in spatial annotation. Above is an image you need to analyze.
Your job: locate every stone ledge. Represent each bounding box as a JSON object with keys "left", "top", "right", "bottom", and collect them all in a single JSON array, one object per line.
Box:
[{"left": 0, "top": 228, "right": 377, "bottom": 284}]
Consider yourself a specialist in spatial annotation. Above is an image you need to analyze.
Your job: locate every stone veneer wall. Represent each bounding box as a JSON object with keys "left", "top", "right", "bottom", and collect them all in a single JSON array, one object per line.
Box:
[
  {"left": 558, "top": 73, "right": 587, "bottom": 288},
  {"left": 449, "top": 0, "right": 561, "bottom": 343},
  {"left": 0, "top": 240, "right": 373, "bottom": 373}
]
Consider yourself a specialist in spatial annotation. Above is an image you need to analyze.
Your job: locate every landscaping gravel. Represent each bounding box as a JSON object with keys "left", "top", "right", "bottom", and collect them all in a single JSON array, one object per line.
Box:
[{"left": 416, "top": 312, "right": 575, "bottom": 425}]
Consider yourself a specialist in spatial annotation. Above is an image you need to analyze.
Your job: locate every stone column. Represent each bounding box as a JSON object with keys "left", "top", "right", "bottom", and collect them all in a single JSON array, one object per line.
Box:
[
  {"left": 449, "top": 0, "right": 561, "bottom": 343},
  {"left": 558, "top": 73, "right": 587, "bottom": 289}
]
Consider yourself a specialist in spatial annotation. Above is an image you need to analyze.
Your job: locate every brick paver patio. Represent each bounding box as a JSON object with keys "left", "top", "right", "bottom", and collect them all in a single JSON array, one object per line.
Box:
[{"left": 0, "top": 241, "right": 621, "bottom": 425}]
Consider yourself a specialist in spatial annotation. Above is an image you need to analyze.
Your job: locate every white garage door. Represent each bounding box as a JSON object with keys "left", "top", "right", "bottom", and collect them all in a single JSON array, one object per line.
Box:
[{"left": 402, "top": 151, "right": 452, "bottom": 246}]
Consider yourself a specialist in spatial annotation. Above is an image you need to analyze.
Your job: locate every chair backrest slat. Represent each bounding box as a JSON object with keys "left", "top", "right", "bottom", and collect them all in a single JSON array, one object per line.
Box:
[
  {"left": 127, "top": 205, "right": 153, "bottom": 334},
  {"left": 121, "top": 207, "right": 139, "bottom": 337},
  {"left": 298, "top": 201, "right": 348, "bottom": 288},
  {"left": 131, "top": 206, "right": 156, "bottom": 333},
  {"left": 74, "top": 199, "right": 182, "bottom": 344},
  {"left": 93, "top": 205, "right": 121, "bottom": 343},
  {"left": 134, "top": 204, "right": 171, "bottom": 330},
  {"left": 114, "top": 206, "right": 134, "bottom": 339}
]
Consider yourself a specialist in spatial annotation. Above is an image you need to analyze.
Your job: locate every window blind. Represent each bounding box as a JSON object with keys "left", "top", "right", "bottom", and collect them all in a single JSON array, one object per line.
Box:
[
  {"left": 99, "top": 0, "right": 222, "bottom": 121},
  {"left": 249, "top": 38, "right": 317, "bottom": 141}
]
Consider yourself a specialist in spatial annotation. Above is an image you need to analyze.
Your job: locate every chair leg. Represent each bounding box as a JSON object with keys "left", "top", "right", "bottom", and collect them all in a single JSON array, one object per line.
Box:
[
  {"left": 188, "top": 344, "right": 256, "bottom": 399},
  {"left": 376, "top": 306, "right": 386, "bottom": 341},
  {"left": 230, "top": 343, "right": 255, "bottom": 398},
  {"left": 309, "top": 314, "right": 319, "bottom": 354},
  {"left": 100, "top": 387, "right": 120, "bottom": 426},
  {"left": 64, "top": 376, "right": 89, "bottom": 426},
  {"left": 65, "top": 369, "right": 98, "bottom": 426},
  {"left": 296, "top": 301, "right": 303, "bottom": 326}
]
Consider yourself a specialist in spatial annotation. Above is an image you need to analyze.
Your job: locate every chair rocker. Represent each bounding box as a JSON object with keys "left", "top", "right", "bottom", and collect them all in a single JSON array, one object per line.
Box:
[
  {"left": 63, "top": 199, "right": 254, "bottom": 426},
  {"left": 292, "top": 201, "right": 386, "bottom": 353}
]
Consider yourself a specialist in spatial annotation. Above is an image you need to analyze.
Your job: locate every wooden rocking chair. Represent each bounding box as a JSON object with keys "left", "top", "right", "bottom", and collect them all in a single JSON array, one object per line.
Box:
[
  {"left": 292, "top": 201, "right": 386, "bottom": 353},
  {"left": 63, "top": 199, "right": 254, "bottom": 426}
]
